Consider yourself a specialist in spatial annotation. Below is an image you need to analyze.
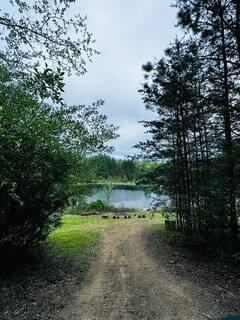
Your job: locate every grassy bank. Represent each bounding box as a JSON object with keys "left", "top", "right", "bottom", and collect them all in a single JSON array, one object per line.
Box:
[{"left": 92, "top": 181, "right": 137, "bottom": 186}]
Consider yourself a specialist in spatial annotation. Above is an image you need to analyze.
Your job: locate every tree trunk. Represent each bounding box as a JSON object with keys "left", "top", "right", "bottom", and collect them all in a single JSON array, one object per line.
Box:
[
  {"left": 235, "top": 0, "right": 240, "bottom": 61},
  {"left": 219, "top": 2, "right": 239, "bottom": 241}
]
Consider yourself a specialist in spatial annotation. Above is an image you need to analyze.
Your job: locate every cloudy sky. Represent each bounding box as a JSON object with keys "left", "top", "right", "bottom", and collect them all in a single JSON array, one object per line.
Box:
[
  {"left": 2, "top": 0, "right": 180, "bottom": 158},
  {"left": 63, "top": 0, "right": 180, "bottom": 158}
]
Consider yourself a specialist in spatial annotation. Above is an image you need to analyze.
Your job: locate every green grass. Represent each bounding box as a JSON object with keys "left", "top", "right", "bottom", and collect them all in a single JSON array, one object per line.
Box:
[
  {"left": 48, "top": 215, "right": 117, "bottom": 257},
  {"left": 48, "top": 213, "right": 163, "bottom": 258},
  {"left": 47, "top": 213, "right": 164, "bottom": 280},
  {"left": 47, "top": 215, "right": 117, "bottom": 279}
]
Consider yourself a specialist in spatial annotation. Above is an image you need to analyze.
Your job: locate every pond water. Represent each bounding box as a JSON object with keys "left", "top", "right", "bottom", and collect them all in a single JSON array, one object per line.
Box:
[{"left": 87, "top": 185, "right": 168, "bottom": 210}]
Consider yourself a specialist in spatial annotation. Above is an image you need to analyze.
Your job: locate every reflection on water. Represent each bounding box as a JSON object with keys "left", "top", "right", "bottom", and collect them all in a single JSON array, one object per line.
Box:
[{"left": 87, "top": 185, "right": 168, "bottom": 209}]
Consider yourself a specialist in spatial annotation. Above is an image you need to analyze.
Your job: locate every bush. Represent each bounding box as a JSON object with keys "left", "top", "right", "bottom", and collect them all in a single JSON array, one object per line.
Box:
[
  {"left": 0, "top": 82, "right": 70, "bottom": 250},
  {"left": 87, "top": 200, "right": 107, "bottom": 212},
  {"left": 0, "top": 69, "right": 117, "bottom": 251}
]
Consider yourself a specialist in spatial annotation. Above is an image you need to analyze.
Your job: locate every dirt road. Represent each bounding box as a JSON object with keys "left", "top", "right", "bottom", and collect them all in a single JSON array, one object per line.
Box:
[{"left": 61, "top": 220, "right": 237, "bottom": 320}]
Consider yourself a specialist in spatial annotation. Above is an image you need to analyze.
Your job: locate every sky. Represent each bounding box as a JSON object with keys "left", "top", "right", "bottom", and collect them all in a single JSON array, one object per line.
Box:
[
  {"left": 63, "top": 0, "right": 180, "bottom": 158},
  {"left": 1, "top": 0, "right": 180, "bottom": 158}
]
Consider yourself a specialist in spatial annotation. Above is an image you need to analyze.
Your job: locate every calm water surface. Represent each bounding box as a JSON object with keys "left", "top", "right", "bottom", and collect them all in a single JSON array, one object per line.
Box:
[{"left": 87, "top": 185, "right": 168, "bottom": 209}]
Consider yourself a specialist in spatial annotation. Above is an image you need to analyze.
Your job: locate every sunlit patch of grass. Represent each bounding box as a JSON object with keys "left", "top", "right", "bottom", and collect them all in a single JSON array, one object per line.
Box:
[
  {"left": 47, "top": 213, "right": 165, "bottom": 280},
  {"left": 47, "top": 215, "right": 118, "bottom": 279},
  {"left": 150, "top": 212, "right": 165, "bottom": 227},
  {"left": 48, "top": 215, "right": 115, "bottom": 257}
]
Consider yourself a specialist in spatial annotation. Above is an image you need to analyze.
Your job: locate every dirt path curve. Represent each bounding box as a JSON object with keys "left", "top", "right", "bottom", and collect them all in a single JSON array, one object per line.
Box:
[{"left": 61, "top": 221, "right": 224, "bottom": 320}]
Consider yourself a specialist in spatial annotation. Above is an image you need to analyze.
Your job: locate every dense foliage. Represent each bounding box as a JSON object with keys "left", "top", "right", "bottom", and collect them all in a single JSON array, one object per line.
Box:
[
  {"left": 89, "top": 155, "right": 157, "bottom": 182},
  {"left": 137, "top": 0, "right": 240, "bottom": 246},
  {"left": 87, "top": 200, "right": 108, "bottom": 212},
  {"left": 0, "top": 1, "right": 117, "bottom": 251},
  {"left": 0, "top": 69, "right": 116, "bottom": 250}
]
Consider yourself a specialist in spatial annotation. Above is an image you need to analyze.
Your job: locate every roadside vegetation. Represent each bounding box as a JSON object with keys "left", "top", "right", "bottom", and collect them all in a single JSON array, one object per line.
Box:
[
  {"left": 0, "top": 0, "right": 118, "bottom": 255},
  {"left": 137, "top": 0, "right": 240, "bottom": 260}
]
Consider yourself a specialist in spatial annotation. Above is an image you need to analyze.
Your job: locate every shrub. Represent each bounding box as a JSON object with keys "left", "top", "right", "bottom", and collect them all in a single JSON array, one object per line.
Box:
[
  {"left": 0, "top": 69, "right": 117, "bottom": 251},
  {"left": 0, "top": 83, "right": 71, "bottom": 250},
  {"left": 87, "top": 200, "right": 107, "bottom": 212}
]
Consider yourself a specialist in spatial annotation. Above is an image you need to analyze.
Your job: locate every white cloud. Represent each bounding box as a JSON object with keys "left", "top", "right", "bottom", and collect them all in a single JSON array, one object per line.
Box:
[{"left": 64, "top": 1, "right": 181, "bottom": 157}]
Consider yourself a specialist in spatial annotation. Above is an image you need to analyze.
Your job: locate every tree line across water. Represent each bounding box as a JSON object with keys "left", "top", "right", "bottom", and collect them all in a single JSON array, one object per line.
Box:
[
  {"left": 89, "top": 155, "right": 157, "bottom": 182},
  {"left": 137, "top": 0, "right": 240, "bottom": 253}
]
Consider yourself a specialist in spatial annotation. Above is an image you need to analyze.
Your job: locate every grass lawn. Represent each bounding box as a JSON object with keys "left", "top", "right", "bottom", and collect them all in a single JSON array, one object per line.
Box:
[
  {"left": 48, "top": 213, "right": 164, "bottom": 277},
  {"left": 48, "top": 215, "right": 118, "bottom": 280}
]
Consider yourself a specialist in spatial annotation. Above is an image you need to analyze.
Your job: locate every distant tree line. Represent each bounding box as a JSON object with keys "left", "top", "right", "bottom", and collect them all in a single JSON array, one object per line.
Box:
[
  {"left": 137, "top": 0, "right": 240, "bottom": 247},
  {"left": 89, "top": 155, "right": 156, "bottom": 182}
]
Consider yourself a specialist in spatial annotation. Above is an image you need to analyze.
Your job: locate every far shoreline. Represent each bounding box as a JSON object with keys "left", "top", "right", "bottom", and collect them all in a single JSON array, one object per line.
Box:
[{"left": 80, "top": 181, "right": 151, "bottom": 187}]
